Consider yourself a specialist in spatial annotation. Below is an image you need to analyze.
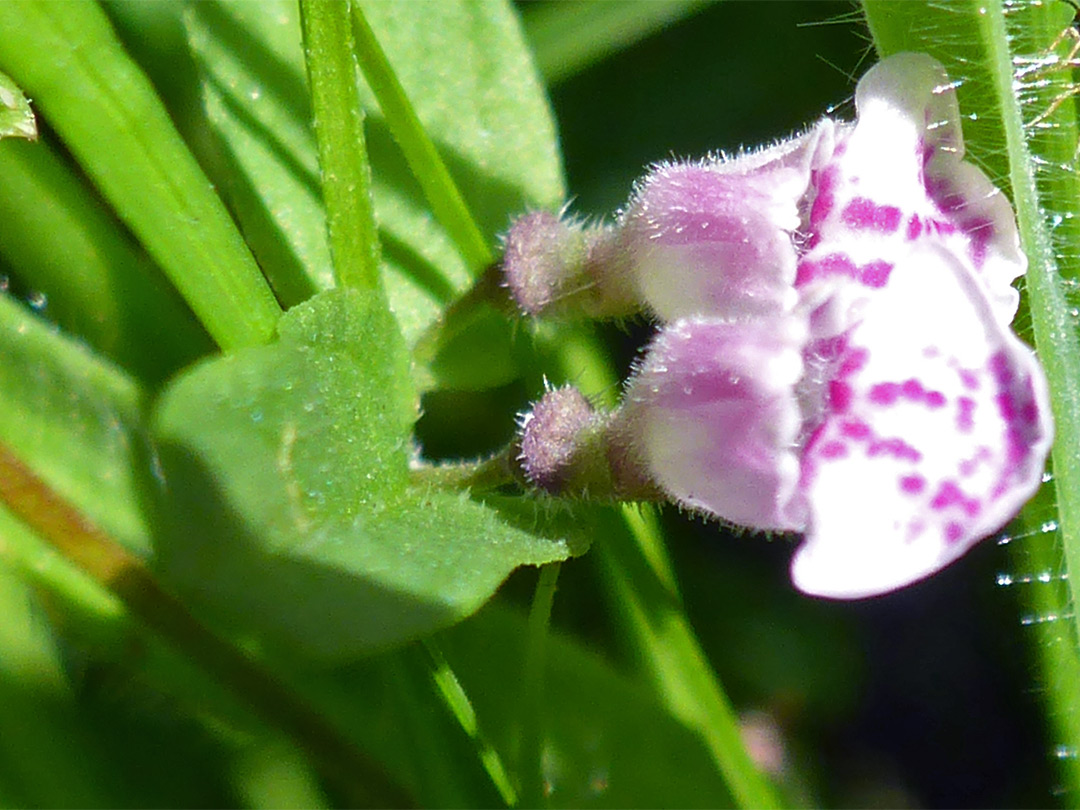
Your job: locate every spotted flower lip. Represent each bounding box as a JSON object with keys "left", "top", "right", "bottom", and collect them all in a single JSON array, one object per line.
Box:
[{"left": 509, "top": 52, "right": 1053, "bottom": 599}]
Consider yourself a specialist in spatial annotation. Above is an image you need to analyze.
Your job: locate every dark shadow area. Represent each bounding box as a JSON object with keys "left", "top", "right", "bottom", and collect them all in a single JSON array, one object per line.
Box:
[{"left": 147, "top": 438, "right": 458, "bottom": 662}]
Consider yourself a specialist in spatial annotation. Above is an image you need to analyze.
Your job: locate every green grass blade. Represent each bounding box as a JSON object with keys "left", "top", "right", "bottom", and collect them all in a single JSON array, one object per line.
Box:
[
  {"left": 300, "top": 0, "right": 381, "bottom": 293},
  {"left": 863, "top": 0, "right": 1080, "bottom": 793},
  {"left": 351, "top": 3, "right": 493, "bottom": 272},
  {"left": 517, "top": 562, "right": 560, "bottom": 808},
  {"left": 0, "top": 136, "right": 214, "bottom": 383},
  {"left": 0, "top": 1, "right": 281, "bottom": 350},
  {"left": 0, "top": 70, "right": 35, "bottom": 139}
]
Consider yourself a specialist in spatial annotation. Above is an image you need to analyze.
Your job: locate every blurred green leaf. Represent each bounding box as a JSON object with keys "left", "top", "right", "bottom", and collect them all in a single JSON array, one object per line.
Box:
[
  {"left": 0, "top": 562, "right": 126, "bottom": 808},
  {"left": 0, "top": 0, "right": 281, "bottom": 350},
  {"left": 153, "top": 288, "right": 576, "bottom": 659},
  {"left": 351, "top": 3, "right": 492, "bottom": 273},
  {"left": 0, "top": 292, "right": 152, "bottom": 557},
  {"left": 183, "top": 0, "right": 561, "bottom": 350},
  {"left": 440, "top": 601, "right": 735, "bottom": 809},
  {"left": 184, "top": 1, "right": 331, "bottom": 307},
  {"left": 0, "top": 136, "right": 214, "bottom": 384},
  {"left": 522, "top": 0, "right": 713, "bottom": 85}
]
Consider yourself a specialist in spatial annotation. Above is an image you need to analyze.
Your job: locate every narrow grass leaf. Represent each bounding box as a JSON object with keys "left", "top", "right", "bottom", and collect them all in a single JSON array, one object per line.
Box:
[
  {"left": 0, "top": 136, "right": 214, "bottom": 384},
  {"left": 351, "top": 4, "right": 492, "bottom": 272},
  {"left": 0, "top": 1, "right": 281, "bottom": 350}
]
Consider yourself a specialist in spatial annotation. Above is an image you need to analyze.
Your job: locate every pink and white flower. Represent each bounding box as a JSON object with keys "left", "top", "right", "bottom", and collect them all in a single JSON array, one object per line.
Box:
[{"left": 510, "top": 53, "right": 1053, "bottom": 598}]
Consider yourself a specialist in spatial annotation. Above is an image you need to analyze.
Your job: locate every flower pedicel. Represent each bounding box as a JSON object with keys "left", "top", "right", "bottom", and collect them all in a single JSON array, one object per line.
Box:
[{"left": 504, "top": 53, "right": 1053, "bottom": 599}]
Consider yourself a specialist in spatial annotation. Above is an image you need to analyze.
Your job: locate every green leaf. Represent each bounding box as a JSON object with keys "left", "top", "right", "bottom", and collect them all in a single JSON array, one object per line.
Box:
[
  {"left": 351, "top": 3, "right": 492, "bottom": 272},
  {"left": 358, "top": 0, "right": 565, "bottom": 221},
  {"left": 0, "top": 292, "right": 152, "bottom": 557},
  {"left": 521, "top": 0, "right": 713, "bottom": 86},
  {"left": 153, "top": 288, "right": 575, "bottom": 659},
  {"left": 0, "top": 560, "right": 128, "bottom": 808},
  {"left": 0, "top": 0, "right": 281, "bottom": 350},
  {"left": 0, "top": 70, "right": 35, "bottom": 140},
  {"left": 183, "top": 1, "right": 331, "bottom": 308}
]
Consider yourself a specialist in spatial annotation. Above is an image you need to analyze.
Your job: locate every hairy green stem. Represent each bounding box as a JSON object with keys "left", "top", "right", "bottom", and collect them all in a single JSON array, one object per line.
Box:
[{"left": 300, "top": 0, "right": 382, "bottom": 293}]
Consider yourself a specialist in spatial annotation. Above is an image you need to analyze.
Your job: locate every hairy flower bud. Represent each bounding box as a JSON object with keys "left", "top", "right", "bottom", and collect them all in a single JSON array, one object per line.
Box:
[{"left": 501, "top": 211, "right": 636, "bottom": 319}]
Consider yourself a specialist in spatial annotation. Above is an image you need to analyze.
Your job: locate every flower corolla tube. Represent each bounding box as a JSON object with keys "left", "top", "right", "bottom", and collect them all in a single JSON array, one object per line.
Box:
[{"left": 504, "top": 53, "right": 1053, "bottom": 599}]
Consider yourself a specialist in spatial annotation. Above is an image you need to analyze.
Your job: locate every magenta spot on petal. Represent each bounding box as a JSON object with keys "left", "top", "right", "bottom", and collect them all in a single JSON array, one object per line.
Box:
[
  {"left": 838, "top": 348, "right": 869, "bottom": 378},
  {"left": 860, "top": 260, "right": 894, "bottom": 288},
  {"left": 906, "top": 214, "right": 922, "bottom": 240},
  {"left": 867, "top": 437, "right": 922, "bottom": 461},
  {"left": 809, "top": 166, "right": 837, "bottom": 228},
  {"left": 996, "top": 391, "right": 1017, "bottom": 422},
  {"left": 930, "top": 481, "right": 981, "bottom": 517},
  {"left": 1022, "top": 401, "right": 1039, "bottom": 426},
  {"left": 928, "top": 219, "right": 957, "bottom": 236},
  {"left": 840, "top": 420, "right": 872, "bottom": 440},
  {"left": 869, "top": 382, "right": 901, "bottom": 406},
  {"left": 829, "top": 380, "right": 853, "bottom": 412},
  {"left": 820, "top": 440, "right": 848, "bottom": 459},
  {"left": 989, "top": 351, "right": 1013, "bottom": 386},
  {"left": 841, "top": 197, "right": 903, "bottom": 233},
  {"left": 920, "top": 141, "right": 935, "bottom": 171},
  {"left": 945, "top": 522, "right": 965, "bottom": 544},
  {"left": 958, "top": 368, "right": 980, "bottom": 390},
  {"left": 901, "top": 378, "right": 923, "bottom": 400},
  {"left": 803, "top": 253, "right": 858, "bottom": 283},
  {"left": 957, "top": 397, "right": 976, "bottom": 432},
  {"left": 963, "top": 216, "right": 993, "bottom": 268},
  {"left": 925, "top": 391, "right": 947, "bottom": 409},
  {"left": 900, "top": 474, "right": 926, "bottom": 494},
  {"left": 795, "top": 260, "right": 816, "bottom": 286},
  {"left": 930, "top": 481, "right": 962, "bottom": 510},
  {"left": 936, "top": 192, "right": 966, "bottom": 214},
  {"left": 959, "top": 447, "right": 991, "bottom": 477}
]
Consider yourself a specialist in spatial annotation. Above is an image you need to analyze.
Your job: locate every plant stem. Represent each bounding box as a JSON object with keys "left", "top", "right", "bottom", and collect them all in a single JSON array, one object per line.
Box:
[
  {"left": 544, "top": 325, "right": 782, "bottom": 809},
  {"left": 300, "top": 0, "right": 382, "bottom": 293},
  {"left": 409, "top": 449, "right": 518, "bottom": 493},
  {"left": 421, "top": 638, "right": 518, "bottom": 807}
]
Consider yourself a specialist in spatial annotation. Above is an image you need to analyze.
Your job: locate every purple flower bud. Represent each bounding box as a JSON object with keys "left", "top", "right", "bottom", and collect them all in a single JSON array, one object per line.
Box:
[
  {"left": 518, "top": 385, "right": 600, "bottom": 493},
  {"left": 518, "top": 385, "right": 659, "bottom": 500},
  {"left": 501, "top": 211, "right": 636, "bottom": 319}
]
